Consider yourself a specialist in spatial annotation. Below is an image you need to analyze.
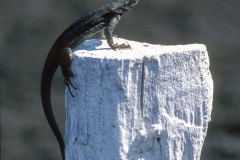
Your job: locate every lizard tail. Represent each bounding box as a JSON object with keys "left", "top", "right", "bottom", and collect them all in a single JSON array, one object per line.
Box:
[{"left": 41, "top": 55, "right": 65, "bottom": 160}]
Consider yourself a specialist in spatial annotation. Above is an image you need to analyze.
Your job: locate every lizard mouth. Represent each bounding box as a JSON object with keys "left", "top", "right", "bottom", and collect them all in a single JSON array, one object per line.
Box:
[
  {"left": 121, "top": 0, "right": 139, "bottom": 13},
  {"left": 130, "top": 0, "right": 139, "bottom": 6}
]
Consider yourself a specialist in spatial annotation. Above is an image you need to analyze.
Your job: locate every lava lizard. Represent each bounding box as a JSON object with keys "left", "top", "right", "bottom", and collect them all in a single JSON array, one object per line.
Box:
[{"left": 40, "top": 0, "right": 139, "bottom": 159}]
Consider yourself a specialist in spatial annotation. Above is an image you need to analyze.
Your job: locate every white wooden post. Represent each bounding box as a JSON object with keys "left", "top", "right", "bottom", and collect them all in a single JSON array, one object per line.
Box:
[{"left": 64, "top": 39, "right": 213, "bottom": 160}]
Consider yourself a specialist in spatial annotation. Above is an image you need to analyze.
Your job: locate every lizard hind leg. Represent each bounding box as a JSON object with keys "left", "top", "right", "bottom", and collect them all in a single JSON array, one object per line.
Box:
[{"left": 60, "top": 47, "right": 78, "bottom": 97}]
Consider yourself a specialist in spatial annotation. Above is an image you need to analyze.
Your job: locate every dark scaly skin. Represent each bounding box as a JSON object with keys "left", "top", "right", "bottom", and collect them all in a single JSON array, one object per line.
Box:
[{"left": 40, "top": 0, "right": 139, "bottom": 159}]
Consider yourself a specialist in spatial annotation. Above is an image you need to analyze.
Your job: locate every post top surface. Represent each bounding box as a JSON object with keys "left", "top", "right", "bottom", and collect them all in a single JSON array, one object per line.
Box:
[{"left": 73, "top": 38, "right": 207, "bottom": 60}]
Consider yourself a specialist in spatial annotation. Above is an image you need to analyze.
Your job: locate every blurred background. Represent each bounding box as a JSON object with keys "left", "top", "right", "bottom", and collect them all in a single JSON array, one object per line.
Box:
[{"left": 1, "top": 0, "right": 240, "bottom": 159}]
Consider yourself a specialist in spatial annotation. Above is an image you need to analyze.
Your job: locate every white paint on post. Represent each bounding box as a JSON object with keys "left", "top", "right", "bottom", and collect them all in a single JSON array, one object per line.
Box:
[{"left": 64, "top": 39, "right": 213, "bottom": 160}]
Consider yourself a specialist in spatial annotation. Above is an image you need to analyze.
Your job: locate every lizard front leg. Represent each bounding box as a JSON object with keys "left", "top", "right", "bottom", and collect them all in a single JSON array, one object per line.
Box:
[
  {"left": 105, "top": 14, "right": 131, "bottom": 50},
  {"left": 59, "top": 47, "right": 77, "bottom": 97}
]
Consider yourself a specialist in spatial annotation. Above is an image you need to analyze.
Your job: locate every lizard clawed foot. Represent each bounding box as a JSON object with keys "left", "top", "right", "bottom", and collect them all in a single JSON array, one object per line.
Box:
[
  {"left": 63, "top": 68, "right": 78, "bottom": 97},
  {"left": 64, "top": 77, "right": 77, "bottom": 97}
]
